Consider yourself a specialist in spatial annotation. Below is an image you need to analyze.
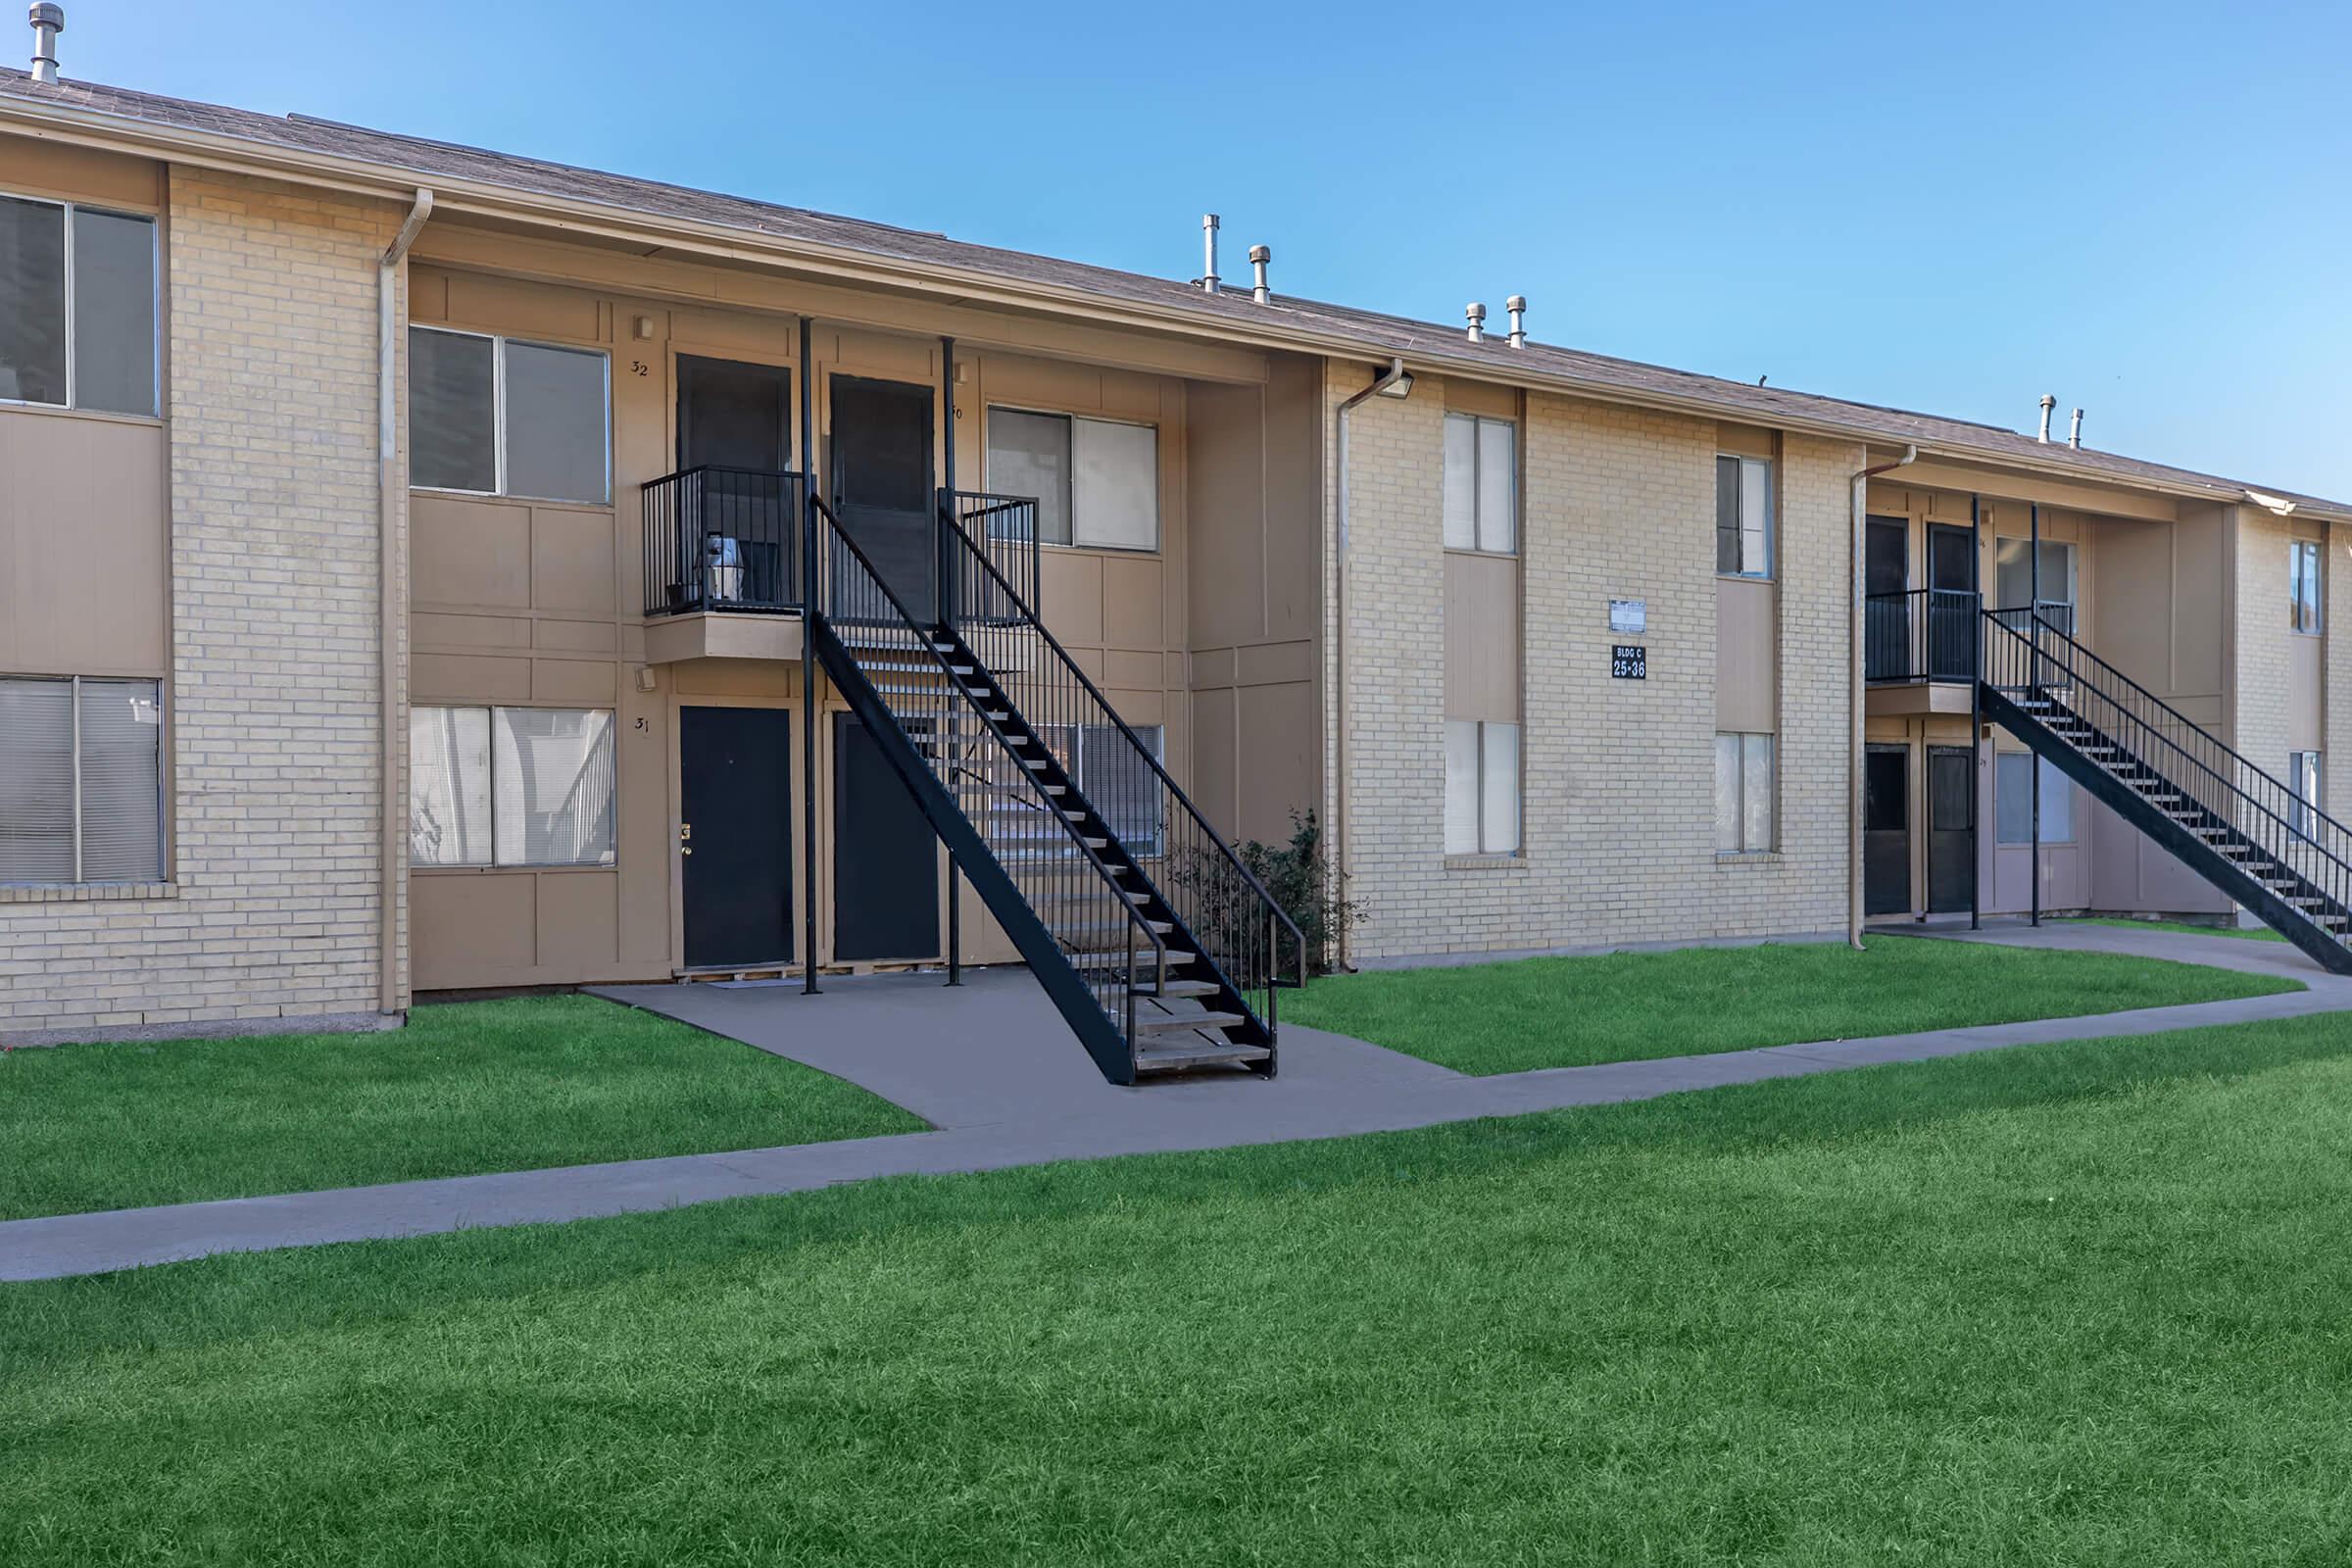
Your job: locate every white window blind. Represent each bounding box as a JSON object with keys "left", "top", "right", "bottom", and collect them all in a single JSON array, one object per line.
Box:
[
  {"left": 1715, "top": 456, "right": 1773, "bottom": 578},
  {"left": 1446, "top": 718, "right": 1520, "bottom": 854},
  {"left": 1443, "top": 413, "right": 1516, "bottom": 553},
  {"left": 1715, "top": 732, "right": 1775, "bottom": 853},
  {"left": 987, "top": 408, "right": 1157, "bottom": 551},
  {"left": 411, "top": 706, "right": 614, "bottom": 867},
  {"left": 0, "top": 675, "right": 162, "bottom": 884},
  {"left": 985, "top": 408, "right": 1072, "bottom": 545}
]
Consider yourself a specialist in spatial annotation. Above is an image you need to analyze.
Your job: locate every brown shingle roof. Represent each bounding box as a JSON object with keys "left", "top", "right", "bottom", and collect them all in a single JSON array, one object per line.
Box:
[{"left": 5, "top": 66, "right": 2343, "bottom": 517}]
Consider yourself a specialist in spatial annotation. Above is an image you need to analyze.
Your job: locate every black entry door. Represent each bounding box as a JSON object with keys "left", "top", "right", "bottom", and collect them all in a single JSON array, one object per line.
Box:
[
  {"left": 1926, "top": 523, "right": 1977, "bottom": 680},
  {"left": 832, "top": 711, "right": 939, "bottom": 961},
  {"left": 677, "top": 356, "right": 795, "bottom": 608},
  {"left": 1927, "top": 745, "right": 1974, "bottom": 914},
  {"left": 829, "top": 375, "right": 934, "bottom": 617},
  {"left": 1864, "top": 516, "right": 1909, "bottom": 679},
  {"left": 1865, "top": 744, "right": 1910, "bottom": 916},
  {"left": 680, "top": 707, "right": 792, "bottom": 968}
]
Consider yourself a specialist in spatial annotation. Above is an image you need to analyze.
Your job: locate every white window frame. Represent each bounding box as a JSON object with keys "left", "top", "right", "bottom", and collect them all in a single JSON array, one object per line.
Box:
[
  {"left": 0, "top": 673, "right": 166, "bottom": 886},
  {"left": 983, "top": 404, "right": 1160, "bottom": 554},
  {"left": 1716, "top": 455, "right": 1775, "bottom": 580},
  {"left": 409, "top": 704, "right": 617, "bottom": 869},
  {"left": 0, "top": 189, "right": 161, "bottom": 417},
  {"left": 2290, "top": 540, "right": 2324, "bottom": 636},
  {"left": 1446, "top": 718, "right": 1522, "bottom": 856},
  {"left": 1444, "top": 412, "right": 1518, "bottom": 555},
  {"left": 409, "top": 325, "right": 612, "bottom": 505},
  {"left": 1715, "top": 731, "right": 1776, "bottom": 854}
]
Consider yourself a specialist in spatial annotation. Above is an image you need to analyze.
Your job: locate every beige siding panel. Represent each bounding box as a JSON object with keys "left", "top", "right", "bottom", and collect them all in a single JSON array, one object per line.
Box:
[
  {"left": 1236, "top": 681, "right": 1317, "bottom": 846},
  {"left": 0, "top": 412, "right": 167, "bottom": 677},
  {"left": 531, "top": 507, "right": 618, "bottom": 613},
  {"left": 413, "top": 653, "right": 531, "bottom": 704},
  {"left": 536, "top": 872, "right": 619, "bottom": 971},
  {"left": 413, "top": 873, "right": 536, "bottom": 985},
  {"left": 532, "top": 659, "right": 617, "bottom": 705},
  {"left": 1444, "top": 552, "right": 1521, "bottom": 723},
  {"left": 0, "top": 132, "right": 161, "bottom": 208},
  {"left": 1041, "top": 552, "right": 1103, "bottom": 643},
  {"left": 536, "top": 618, "right": 619, "bottom": 654},
  {"left": 2289, "top": 633, "right": 2325, "bottom": 753},
  {"left": 439, "top": 272, "right": 603, "bottom": 341},
  {"left": 1185, "top": 380, "right": 1264, "bottom": 650},
  {"left": 1714, "top": 576, "right": 1777, "bottom": 733},
  {"left": 414, "top": 493, "right": 530, "bottom": 608},
  {"left": 414, "top": 612, "right": 531, "bottom": 650},
  {"left": 1236, "top": 640, "right": 1315, "bottom": 687},
  {"left": 1192, "top": 683, "right": 1240, "bottom": 831},
  {"left": 1102, "top": 555, "right": 1165, "bottom": 649},
  {"left": 1716, "top": 421, "right": 1774, "bottom": 461},
  {"left": 1443, "top": 377, "right": 1516, "bottom": 418}
]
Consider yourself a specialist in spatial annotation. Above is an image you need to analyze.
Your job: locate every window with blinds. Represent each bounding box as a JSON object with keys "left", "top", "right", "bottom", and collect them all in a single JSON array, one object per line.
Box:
[
  {"left": 409, "top": 706, "right": 615, "bottom": 867},
  {"left": 1034, "top": 722, "right": 1165, "bottom": 856},
  {"left": 0, "top": 676, "right": 164, "bottom": 884}
]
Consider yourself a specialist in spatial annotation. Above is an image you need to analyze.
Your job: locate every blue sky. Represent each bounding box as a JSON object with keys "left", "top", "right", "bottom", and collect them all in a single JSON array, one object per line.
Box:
[{"left": 50, "top": 0, "right": 2352, "bottom": 497}]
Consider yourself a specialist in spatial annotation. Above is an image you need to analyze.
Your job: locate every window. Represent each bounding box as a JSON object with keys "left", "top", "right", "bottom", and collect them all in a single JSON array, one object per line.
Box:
[
  {"left": 1715, "top": 456, "right": 1773, "bottom": 578},
  {"left": 2290, "top": 751, "right": 2324, "bottom": 838},
  {"left": 1036, "top": 722, "right": 1165, "bottom": 855},
  {"left": 409, "top": 327, "right": 610, "bottom": 503},
  {"left": 0, "top": 193, "right": 157, "bottom": 416},
  {"left": 1714, "top": 732, "right": 1775, "bottom": 853},
  {"left": 2291, "top": 540, "right": 2323, "bottom": 635},
  {"left": 1445, "top": 719, "right": 1520, "bottom": 855},
  {"left": 1443, "top": 413, "right": 1516, "bottom": 553},
  {"left": 409, "top": 706, "right": 614, "bottom": 867},
  {"left": 1995, "top": 537, "right": 2078, "bottom": 632},
  {"left": 1995, "top": 753, "right": 2074, "bottom": 844},
  {"left": 984, "top": 408, "right": 1158, "bottom": 550},
  {"left": 0, "top": 676, "right": 163, "bottom": 884}
]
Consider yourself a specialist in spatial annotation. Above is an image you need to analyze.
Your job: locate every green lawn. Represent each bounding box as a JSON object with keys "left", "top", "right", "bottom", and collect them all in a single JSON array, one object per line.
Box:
[
  {"left": 10, "top": 1013, "right": 2352, "bottom": 1565},
  {"left": 2072, "top": 915, "right": 2286, "bottom": 942},
  {"left": 1285, "top": 934, "right": 2298, "bottom": 1074},
  {"left": 0, "top": 996, "right": 920, "bottom": 1221}
]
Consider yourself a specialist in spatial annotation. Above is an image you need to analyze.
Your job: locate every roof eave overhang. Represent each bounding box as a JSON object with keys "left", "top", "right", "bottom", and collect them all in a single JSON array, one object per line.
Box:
[{"left": 7, "top": 90, "right": 2347, "bottom": 525}]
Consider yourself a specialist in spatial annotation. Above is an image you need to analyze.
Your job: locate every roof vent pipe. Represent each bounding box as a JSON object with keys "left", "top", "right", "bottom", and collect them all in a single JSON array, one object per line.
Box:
[
  {"left": 2036, "top": 393, "right": 2055, "bottom": 443},
  {"left": 1199, "top": 214, "right": 1220, "bottom": 295},
  {"left": 1505, "top": 295, "right": 1527, "bottom": 348},
  {"left": 1465, "top": 302, "right": 1487, "bottom": 344},
  {"left": 27, "top": 3, "right": 62, "bottom": 83},
  {"left": 1248, "top": 244, "right": 1271, "bottom": 305},
  {"left": 2068, "top": 407, "right": 2084, "bottom": 449}
]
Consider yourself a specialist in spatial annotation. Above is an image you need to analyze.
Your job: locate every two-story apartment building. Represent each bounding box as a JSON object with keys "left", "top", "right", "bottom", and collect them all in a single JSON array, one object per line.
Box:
[{"left": 4, "top": 52, "right": 2348, "bottom": 1079}]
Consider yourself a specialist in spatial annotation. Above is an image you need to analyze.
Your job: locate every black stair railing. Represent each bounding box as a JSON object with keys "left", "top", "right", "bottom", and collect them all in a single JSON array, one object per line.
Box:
[
  {"left": 642, "top": 466, "right": 806, "bottom": 615},
  {"left": 1866, "top": 588, "right": 1980, "bottom": 683},
  {"left": 935, "top": 493, "right": 1307, "bottom": 1031},
  {"left": 808, "top": 494, "right": 1161, "bottom": 1076},
  {"left": 1982, "top": 607, "right": 2352, "bottom": 920}
]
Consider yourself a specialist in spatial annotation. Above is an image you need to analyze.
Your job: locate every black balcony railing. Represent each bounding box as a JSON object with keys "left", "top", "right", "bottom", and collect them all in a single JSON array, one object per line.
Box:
[
  {"left": 642, "top": 466, "right": 806, "bottom": 615},
  {"left": 1865, "top": 588, "right": 1981, "bottom": 683}
]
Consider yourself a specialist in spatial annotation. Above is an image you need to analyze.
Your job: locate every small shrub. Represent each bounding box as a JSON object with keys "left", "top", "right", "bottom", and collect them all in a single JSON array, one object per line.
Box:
[{"left": 1234, "top": 809, "right": 1365, "bottom": 979}]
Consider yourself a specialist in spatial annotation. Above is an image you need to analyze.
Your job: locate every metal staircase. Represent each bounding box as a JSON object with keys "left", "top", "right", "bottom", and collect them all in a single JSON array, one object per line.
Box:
[
  {"left": 1979, "top": 607, "right": 2352, "bottom": 973},
  {"left": 808, "top": 491, "right": 1302, "bottom": 1084}
]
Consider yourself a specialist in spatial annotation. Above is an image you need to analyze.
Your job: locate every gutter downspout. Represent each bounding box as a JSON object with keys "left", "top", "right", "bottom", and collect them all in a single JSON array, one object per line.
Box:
[
  {"left": 1331, "top": 356, "right": 1410, "bottom": 972},
  {"left": 378, "top": 187, "right": 433, "bottom": 1016},
  {"left": 1847, "top": 442, "right": 1917, "bottom": 950}
]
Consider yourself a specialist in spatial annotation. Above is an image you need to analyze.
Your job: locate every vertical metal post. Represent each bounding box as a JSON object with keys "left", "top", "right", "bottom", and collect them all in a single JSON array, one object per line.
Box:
[
  {"left": 2029, "top": 502, "right": 2040, "bottom": 927},
  {"left": 800, "top": 316, "right": 820, "bottom": 995},
  {"left": 1969, "top": 493, "right": 1982, "bottom": 931},
  {"left": 941, "top": 334, "right": 961, "bottom": 986}
]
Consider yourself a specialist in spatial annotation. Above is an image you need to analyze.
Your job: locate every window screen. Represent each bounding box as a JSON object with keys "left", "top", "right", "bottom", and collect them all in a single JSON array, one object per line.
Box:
[
  {"left": 0, "top": 194, "right": 68, "bottom": 407},
  {"left": 2291, "top": 541, "right": 2323, "bottom": 634},
  {"left": 1715, "top": 732, "right": 1775, "bottom": 852},
  {"left": 987, "top": 408, "right": 1072, "bottom": 545},
  {"left": 1715, "top": 456, "right": 1772, "bottom": 577},
  {"left": 409, "top": 706, "right": 492, "bottom": 866},
  {"left": 1443, "top": 414, "right": 1516, "bottom": 553},
  {"left": 0, "top": 675, "right": 162, "bottom": 884},
  {"left": 492, "top": 708, "right": 616, "bottom": 866},
  {"left": 410, "top": 327, "right": 498, "bottom": 492},
  {"left": 1995, "top": 753, "right": 2072, "bottom": 844},
  {"left": 71, "top": 207, "right": 157, "bottom": 416},
  {"left": 503, "top": 340, "right": 609, "bottom": 503},
  {"left": 1071, "top": 417, "right": 1157, "bottom": 550},
  {"left": 0, "top": 677, "right": 74, "bottom": 882},
  {"left": 1445, "top": 718, "right": 1519, "bottom": 854},
  {"left": 1996, "top": 538, "right": 2077, "bottom": 622}
]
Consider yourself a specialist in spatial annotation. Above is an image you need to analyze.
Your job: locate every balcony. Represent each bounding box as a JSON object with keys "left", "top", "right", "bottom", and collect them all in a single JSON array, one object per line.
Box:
[{"left": 1866, "top": 588, "right": 1981, "bottom": 685}]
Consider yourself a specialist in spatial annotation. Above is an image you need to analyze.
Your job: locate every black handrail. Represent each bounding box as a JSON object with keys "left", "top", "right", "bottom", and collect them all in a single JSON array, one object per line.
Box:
[
  {"left": 942, "top": 489, "right": 1043, "bottom": 613},
  {"left": 1865, "top": 588, "right": 1980, "bottom": 683},
  {"left": 1982, "top": 607, "right": 2352, "bottom": 913},
  {"left": 933, "top": 494, "right": 1308, "bottom": 1004},
  {"left": 642, "top": 466, "right": 807, "bottom": 615},
  {"left": 809, "top": 493, "right": 1164, "bottom": 1057}
]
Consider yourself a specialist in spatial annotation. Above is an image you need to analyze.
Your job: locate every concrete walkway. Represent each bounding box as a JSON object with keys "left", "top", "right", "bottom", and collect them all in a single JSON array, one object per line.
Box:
[{"left": 6, "top": 922, "right": 2346, "bottom": 1282}]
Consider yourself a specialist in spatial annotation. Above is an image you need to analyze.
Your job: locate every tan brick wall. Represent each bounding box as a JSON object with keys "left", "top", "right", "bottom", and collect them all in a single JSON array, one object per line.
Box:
[
  {"left": 2233, "top": 508, "right": 2293, "bottom": 790},
  {"left": 0, "top": 170, "right": 399, "bottom": 1038},
  {"left": 1329, "top": 371, "right": 1860, "bottom": 960}
]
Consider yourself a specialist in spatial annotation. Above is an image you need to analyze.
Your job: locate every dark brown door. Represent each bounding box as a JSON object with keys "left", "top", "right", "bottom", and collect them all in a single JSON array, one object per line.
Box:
[
  {"left": 1926, "top": 523, "right": 1976, "bottom": 680},
  {"left": 832, "top": 711, "right": 939, "bottom": 962},
  {"left": 1864, "top": 516, "right": 1909, "bottom": 680},
  {"left": 680, "top": 707, "right": 792, "bottom": 968},
  {"left": 675, "top": 356, "right": 795, "bottom": 609},
  {"left": 1927, "top": 745, "right": 1974, "bottom": 914},
  {"left": 1865, "top": 744, "right": 1910, "bottom": 916},
  {"left": 828, "top": 375, "right": 934, "bottom": 617}
]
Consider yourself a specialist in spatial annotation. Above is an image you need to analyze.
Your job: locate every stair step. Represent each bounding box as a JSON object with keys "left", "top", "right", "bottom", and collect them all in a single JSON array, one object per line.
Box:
[
  {"left": 1133, "top": 1038, "right": 1272, "bottom": 1074},
  {"left": 1058, "top": 919, "right": 1176, "bottom": 938},
  {"left": 1061, "top": 949, "right": 1196, "bottom": 969},
  {"left": 1134, "top": 977, "right": 1222, "bottom": 998},
  {"left": 1133, "top": 1009, "right": 1248, "bottom": 1034}
]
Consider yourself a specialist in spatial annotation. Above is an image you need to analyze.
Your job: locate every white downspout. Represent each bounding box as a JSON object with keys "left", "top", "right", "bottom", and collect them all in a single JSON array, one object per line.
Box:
[
  {"left": 378, "top": 188, "right": 432, "bottom": 1015},
  {"left": 1331, "top": 356, "right": 1410, "bottom": 971},
  {"left": 1847, "top": 442, "right": 1918, "bottom": 950}
]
